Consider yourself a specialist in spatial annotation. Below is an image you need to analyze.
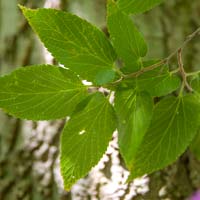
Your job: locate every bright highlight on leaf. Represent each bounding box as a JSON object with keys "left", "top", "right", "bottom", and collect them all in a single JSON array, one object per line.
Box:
[
  {"left": 0, "top": 65, "right": 87, "bottom": 120},
  {"left": 117, "top": 0, "right": 164, "bottom": 14},
  {"left": 20, "top": 6, "right": 117, "bottom": 85},
  {"left": 129, "top": 95, "right": 200, "bottom": 179},
  {"left": 60, "top": 92, "right": 117, "bottom": 190}
]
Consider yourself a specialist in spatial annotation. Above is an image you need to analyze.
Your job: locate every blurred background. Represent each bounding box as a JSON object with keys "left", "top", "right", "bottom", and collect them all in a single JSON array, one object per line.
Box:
[{"left": 1, "top": 0, "right": 200, "bottom": 199}]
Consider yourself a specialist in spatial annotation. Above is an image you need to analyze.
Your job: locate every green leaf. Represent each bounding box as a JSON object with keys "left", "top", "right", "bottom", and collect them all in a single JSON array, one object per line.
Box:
[
  {"left": 137, "top": 67, "right": 180, "bottom": 96},
  {"left": 190, "top": 130, "right": 200, "bottom": 161},
  {"left": 107, "top": 0, "right": 147, "bottom": 71},
  {"left": 191, "top": 76, "right": 200, "bottom": 93},
  {"left": 60, "top": 92, "right": 117, "bottom": 190},
  {"left": 122, "top": 59, "right": 159, "bottom": 74},
  {"left": 129, "top": 94, "right": 200, "bottom": 179},
  {"left": 117, "top": 0, "right": 164, "bottom": 14},
  {"left": 114, "top": 89, "right": 153, "bottom": 167},
  {"left": 20, "top": 6, "right": 117, "bottom": 85},
  {"left": 0, "top": 65, "right": 87, "bottom": 120},
  {"left": 189, "top": 77, "right": 200, "bottom": 160},
  {"left": 122, "top": 65, "right": 181, "bottom": 97}
]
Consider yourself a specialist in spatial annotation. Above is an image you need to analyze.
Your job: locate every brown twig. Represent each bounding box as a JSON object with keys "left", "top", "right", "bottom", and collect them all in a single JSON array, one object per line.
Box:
[
  {"left": 177, "top": 49, "right": 193, "bottom": 92},
  {"left": 166, "top": 27, "right": 200, "bottom": 61},
  {"left": 124, "top": 60, "right": 167, "bottom": 78}
]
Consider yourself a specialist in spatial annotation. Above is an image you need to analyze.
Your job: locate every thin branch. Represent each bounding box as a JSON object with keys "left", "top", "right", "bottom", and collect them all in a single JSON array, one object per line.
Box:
[
  {"left": 166, "top": 27, "right": 200, "bottom": 61},
  {"left": 177, "top": 49, "right": 193, "bottom": 92},
  {"left": 124, "top": 60, "right": 166, "bottom": 78},
  {"left": 122, "top": 27, "right": 200, "bottom": 79},
  {"left": 186, "top": 70, "right": 200, "bottom": 77},
  {"left": 109, "top": 76, "right": 124, "bottom": 85}
]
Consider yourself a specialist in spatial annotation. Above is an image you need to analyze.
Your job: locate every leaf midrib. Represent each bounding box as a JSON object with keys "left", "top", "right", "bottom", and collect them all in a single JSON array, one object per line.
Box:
[
  {"left": 0, "top": 88, "right": 84, "bottom": 95},
  {"left": 135, "top": 98, "right": 181, "bottom": 165}
]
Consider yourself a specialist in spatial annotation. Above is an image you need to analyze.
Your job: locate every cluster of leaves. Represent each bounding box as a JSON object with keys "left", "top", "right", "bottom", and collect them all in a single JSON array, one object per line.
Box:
[{"left": 1, "top": 0, "right": 200, "bottom": 190}]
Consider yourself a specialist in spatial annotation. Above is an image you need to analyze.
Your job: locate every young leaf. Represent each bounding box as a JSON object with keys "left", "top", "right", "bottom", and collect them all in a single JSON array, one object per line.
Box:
[
  {"left": 20, "top": 6, "right": 117, "bottom": 85},
  {"left": 117, "top": 0, "right": 164, "bottom": 14},
  {"left": 123, "top": 65, "right": 181, "bottom": 97},
  {"left": 60, "top": 92, "right": 117, "bottom": 190},
  {"left": 0, "top": 65, "right": 87, "bottom": 120},
  {"left": 107, "top": 0, "right": 147, "bottom": 71},
  {"left": 114, "top": 89, "right": 153, "bottom": 167},
  {"left": 129, "top": 94, "right": 200, "bottom": 179}
]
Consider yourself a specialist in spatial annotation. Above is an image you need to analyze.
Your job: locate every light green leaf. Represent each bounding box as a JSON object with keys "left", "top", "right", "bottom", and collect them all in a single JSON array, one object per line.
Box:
[
  {"left": 114, "top": 89, "right": 153, "bottom": 167},
  {"left": 123, "top": 65, "right": 181, "bottom": 97},
  {"left": 20, "top": 6, "right": 117, "bottom": 84},
  {"left": 117, "top": 0, "right": 164, "bottom": 14},
  {"left": 60, "top": 92, "right": 117, "bottom": 190},
  {"left": 129, "top": 94, "right": 200, "bottom": 179},
  {"left": 0, "top": 65, "right": 87, "bottom": 120},
  {"left": 107, "top": 0, "right": 147, "bottom": 71},
  {"left": 189, "top": 77, "right": 200, "bottom": 160}
]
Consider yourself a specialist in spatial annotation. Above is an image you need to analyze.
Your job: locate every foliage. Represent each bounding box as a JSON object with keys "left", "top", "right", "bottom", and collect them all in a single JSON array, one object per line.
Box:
[{"left": 0, "top": 0, "right": 200, "bottom": 190}]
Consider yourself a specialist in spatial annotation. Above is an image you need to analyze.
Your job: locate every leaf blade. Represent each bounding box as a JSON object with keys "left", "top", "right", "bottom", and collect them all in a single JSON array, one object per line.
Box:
[
  {"left": 129, "top": 95, "right": 200, "bottom": 179},
  {"left": 190, "top": 130, "right": 200, "bottom": 161},
  {"left": 20, "top": 6, "right": 117, "bottom": 84},
  {"left": 122, "top": 65, "right": 181, "bottom": 97},
  {"left": 117, "top": 0, "right": 164, "bottom": 14},
  {"left": 107, "top": 0, "right": 147, "bottom": 70},
  {"left": 115, "top": 89, "right": 153, "bottom": 167},
  {"left": 60, "top": 92, "right": 117, "bottom": 190},
  {"left": 0, "top": 65, "right": 87, "bottom": 120}
]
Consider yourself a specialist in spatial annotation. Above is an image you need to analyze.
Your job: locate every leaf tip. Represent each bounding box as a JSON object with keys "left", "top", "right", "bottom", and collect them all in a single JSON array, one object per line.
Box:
[
  {"left": 18, "top": 4, "right": 27, "bottom": 12},
  {"left": 18, "top": 4, "right": 35, "bottom": 18}
]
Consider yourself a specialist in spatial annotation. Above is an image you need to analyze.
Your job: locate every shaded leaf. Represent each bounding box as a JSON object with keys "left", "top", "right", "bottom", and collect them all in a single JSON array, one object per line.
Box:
[
  {"left": 190, "top": 130, "right": 200, "bottom": 161},
  {"left": 137, "top": 67, "right": 180, "bottom": 96},
  {"left": 115, "top": 89, "right": 153, "bottom": 167},
  {"left": 129, "top": 95, "right": 200, "bottom": 179},
  {"left": 122, "top": 65, "right": 180, "bottom": 97}
]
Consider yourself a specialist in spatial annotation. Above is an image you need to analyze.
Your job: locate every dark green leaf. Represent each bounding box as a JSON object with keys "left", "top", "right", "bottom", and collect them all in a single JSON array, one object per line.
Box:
[
  {"left": 137, "top": 68, "right": 180, "bottom": 96},
  {"left": 60, "top": 92, "right": 117, "bottom": 190},
  {"left": 117, "top": 0, "right": 164, "bottom": 14},
  {"left": 122, "top": 66, "right": 180, "bottom": 97},
  {"left": 114, "top": 89, "right": 153, "bottom": 167},
  {"left": 0, "top": 65, "right": 87, "bottom": 120},
  {"left": 191, "top": 76, "right": 200, "bottom": 93},
  {"left": 122, "top": 59, "right": 159, "bottom": 74},
  {"left": 20, "top": 6, "right": 117, "bottom": 84},
  {"left": 129, "top": 94, "right": 200, "bottom": 179},
  {"left": 190, "top": 130, "right": 200, "bottom": 161},
  {"left": 107, "top": 0, "right": 147, "bottom": 71}
]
